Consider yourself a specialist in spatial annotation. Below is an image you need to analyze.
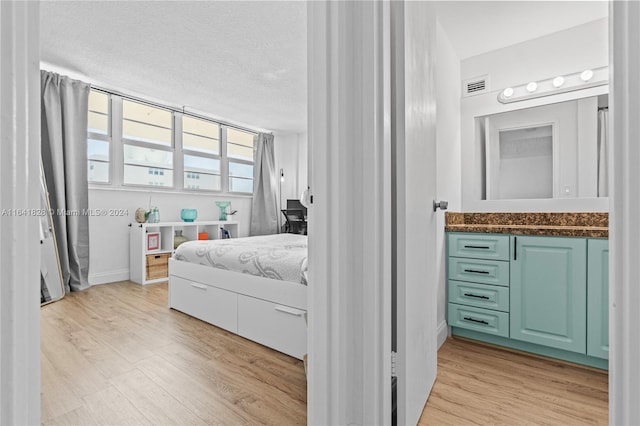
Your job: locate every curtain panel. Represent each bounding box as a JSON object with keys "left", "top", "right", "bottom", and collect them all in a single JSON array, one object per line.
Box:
[
  {"left": 41, "top": 71, "right": 91, "bottom": 292},
  {"left": 250, "top": 133, "right": 279, "bottom": 236},
  {"left": 597, "top": 109, "right": 609, "bottom": 197}
]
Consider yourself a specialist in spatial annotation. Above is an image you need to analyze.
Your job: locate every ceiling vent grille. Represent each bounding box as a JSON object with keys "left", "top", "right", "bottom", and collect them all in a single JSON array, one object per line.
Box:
[{"left": 462, "top": 75, "right": 489, "bottom": 97}]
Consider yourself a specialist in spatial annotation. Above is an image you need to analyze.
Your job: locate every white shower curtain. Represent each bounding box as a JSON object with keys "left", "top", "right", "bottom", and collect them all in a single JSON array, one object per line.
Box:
[{"left": 597, "top": 109, "right": 609, "bottom": 197}]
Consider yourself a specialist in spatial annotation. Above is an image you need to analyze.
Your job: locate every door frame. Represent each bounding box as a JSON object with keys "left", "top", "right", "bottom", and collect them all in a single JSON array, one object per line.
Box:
[
  {"left": 609, "top": 1, "right": 640, "bottom": 423},
  {"left": 0, "top": 1, "right": 42, "bottom": 424},
  {"left": 307, "top": 1, "right": 392, "bottom": 424}
]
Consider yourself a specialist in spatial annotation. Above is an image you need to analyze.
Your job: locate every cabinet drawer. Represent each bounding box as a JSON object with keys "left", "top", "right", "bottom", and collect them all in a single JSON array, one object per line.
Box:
[
  {"left": 448, "top": 233, "right": 510, "bottom": 261},
  {"left": 448, "top": 303, "right": 509, "bottom": 338},
  {"left": 448, "top": 280, "right": 509, "bottom": 312},
  {"left": 448, "top": 257, "right": 509, "bottom": 287},
  {"left": 146, "top": 253, "right": 170, "bottom": 280},
  {"left": 169, "top": 276, "right": 237, "bottom": 333},
  {"left": 238, "top": 295, "right": 306, "bottom": 360}
]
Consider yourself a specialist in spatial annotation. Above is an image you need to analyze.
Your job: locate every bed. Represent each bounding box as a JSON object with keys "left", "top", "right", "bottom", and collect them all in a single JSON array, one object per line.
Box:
[{"left": 168, "top": 234, "right": 307, "bottom": 360}]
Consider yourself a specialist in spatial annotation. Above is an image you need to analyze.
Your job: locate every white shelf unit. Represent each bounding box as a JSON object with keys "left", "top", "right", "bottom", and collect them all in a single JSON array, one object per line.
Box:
[{"left": 129, "top": 220, "right": 240, "bottom": 285}]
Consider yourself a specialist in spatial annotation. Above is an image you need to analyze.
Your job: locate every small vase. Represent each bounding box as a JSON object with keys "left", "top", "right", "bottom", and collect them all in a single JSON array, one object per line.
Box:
[
  {"left": 147, "top": 207, "right": 160, "bottom": 223},
  {"left": 215, "top": 201, "right": 231, "bottom": 221},
  {"left": 173, "top": 230, "right": 188, "bottom": 249},
  {"left": 180, "top": 208, "right": 197, "bottom": 222},
  {"left": 134, "top": 208, "right": 147, "bottom": 223}
]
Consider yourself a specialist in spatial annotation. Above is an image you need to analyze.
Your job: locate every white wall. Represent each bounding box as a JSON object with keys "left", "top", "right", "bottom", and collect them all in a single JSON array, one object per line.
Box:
[
  {"left": 460, "top": 18, "right": 609, "bottom": 212},
  {"left": 462, "top": 18, "right": 608, "bottom": 93},
  {"left": 274, "top": 131, "right": 308, "bottom": 209},
  {"left": 435, "top": 20, "right": 461, "bottom": 347},
  {"left": 87, "top": 189, "right": 252, "bottom": 285}
]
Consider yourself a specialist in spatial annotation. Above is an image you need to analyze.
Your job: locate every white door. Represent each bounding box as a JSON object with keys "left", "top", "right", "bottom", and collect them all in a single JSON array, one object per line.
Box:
[{"left": 392, "top": 2, "right": 439, "bottom": 425}]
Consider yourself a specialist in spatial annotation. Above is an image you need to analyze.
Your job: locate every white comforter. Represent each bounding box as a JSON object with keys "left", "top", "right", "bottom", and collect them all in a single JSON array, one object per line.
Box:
[{"left": 174, "top": 233, "right": 308, "bottom": 285}]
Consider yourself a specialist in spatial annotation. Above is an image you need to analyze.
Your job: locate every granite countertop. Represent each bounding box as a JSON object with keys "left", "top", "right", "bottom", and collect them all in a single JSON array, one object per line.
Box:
[{"left": 445, "top": 212, "right": 608, "bottom": 238}]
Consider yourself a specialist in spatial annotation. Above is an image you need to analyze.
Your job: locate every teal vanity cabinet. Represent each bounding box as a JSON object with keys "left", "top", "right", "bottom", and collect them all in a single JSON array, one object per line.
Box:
[
  {"left": 447, "top": 231, "right": 608, "bottom": 369},
  {"left": 447, "top": 233, "right": 511, "bottom": 338},
  {"left": 510, "top": 236, "right": 587, "bottom": 354},
  {"left": 587, "top": 238, "right": 609, "bottom": 359}
]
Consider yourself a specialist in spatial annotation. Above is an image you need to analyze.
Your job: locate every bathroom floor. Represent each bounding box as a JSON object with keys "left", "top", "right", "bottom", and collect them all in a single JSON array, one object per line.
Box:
[{"left": 419, "top": 337, "right": 608, "bottom": 425}]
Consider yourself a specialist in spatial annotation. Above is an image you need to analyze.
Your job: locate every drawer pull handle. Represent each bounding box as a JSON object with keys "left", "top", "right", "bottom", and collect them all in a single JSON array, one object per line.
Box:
[
  {"left": 464, "top": 245, "right": 490, "bottom": 249},
  {"left": 275, "top": 305, "right": 306, "bottom": 317},
  {"left": 463, "top": 269, "right": 490, "bottom": 274},
  {"left": 190, "top": 283, "right": 207, "bottom": 290},
  {"left": 463, "top": 317, "right": 489, "bottom": 325},
  {"left": 154, "top": 255, "right": 161, "bottom": 259},
  {"left": 463, "top": 293, "right": 490, "bottom": 300}
]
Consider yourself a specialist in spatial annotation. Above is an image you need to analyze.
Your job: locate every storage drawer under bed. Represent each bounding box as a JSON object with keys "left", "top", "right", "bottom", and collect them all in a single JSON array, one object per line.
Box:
[
  {"left": 169, "top": 276, "right": 238, "bottom": 333},
  {"left": 238, "top": 295, "right": 307, "bottom": 360}
]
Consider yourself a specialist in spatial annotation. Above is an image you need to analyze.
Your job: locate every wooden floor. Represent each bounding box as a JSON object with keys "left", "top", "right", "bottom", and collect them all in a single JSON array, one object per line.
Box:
[
  {"left": 419, "top": 337, "right": 608, "bottom": 425},
  {"left": 42, "top": 281, "right": 608, "bottom": 425},
  {"left": 40, "top": 281, "right": 307, "bottom": 425}
]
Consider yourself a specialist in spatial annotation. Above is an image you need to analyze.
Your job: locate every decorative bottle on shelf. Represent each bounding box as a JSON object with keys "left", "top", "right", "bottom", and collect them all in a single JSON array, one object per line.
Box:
[
  {"left": 173, "top": 230, "right": 188, "bottom": 249},
  {"left": 215, "top": 201, "right": 231, "bottom": 221},
  {"left": 146, "top": 207, "right": 160, "bottom": 223}
]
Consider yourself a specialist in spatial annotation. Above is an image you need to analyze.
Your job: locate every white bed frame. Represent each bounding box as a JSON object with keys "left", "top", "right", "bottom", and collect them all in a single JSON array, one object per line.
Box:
[{"left": 168, "top": 258, "right": 307, "bottom": 360}]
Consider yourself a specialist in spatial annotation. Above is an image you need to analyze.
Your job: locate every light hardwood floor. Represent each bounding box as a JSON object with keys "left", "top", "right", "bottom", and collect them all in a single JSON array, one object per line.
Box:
[
  {"left": 419, "top": 337, "right": 608, "bottom": 425},
  {"left": 41, "top": 281, "right": 307, "bottom": 425},
  {"left": 42, "top": 281, "right": 607, "bottom": 425}
]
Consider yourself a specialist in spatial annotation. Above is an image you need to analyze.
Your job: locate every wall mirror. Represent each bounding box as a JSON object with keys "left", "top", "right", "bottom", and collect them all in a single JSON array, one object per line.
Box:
[
  {"left": 477, "top": 94, "right": 608, "bottom": 201},
  {"left": 40, "top": 164, "right": 65, "bottom": 305}
]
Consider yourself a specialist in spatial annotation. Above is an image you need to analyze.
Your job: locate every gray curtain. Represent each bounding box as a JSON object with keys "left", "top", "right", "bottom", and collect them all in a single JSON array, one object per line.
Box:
[
  {"left": 250, "top": 133, "right": 279, "bottom": 235},
  {"left": 41, "top": 71, "right": 91, "bottom": 292}
]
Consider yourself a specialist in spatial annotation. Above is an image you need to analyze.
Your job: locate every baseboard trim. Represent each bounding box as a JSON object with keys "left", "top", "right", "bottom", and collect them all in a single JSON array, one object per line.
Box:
[
  {"left": 437, "top": 320, "right": 449, "bottom": 349},
  {"left": 89, "top": 269, "right": 129, "bottom": 286}
]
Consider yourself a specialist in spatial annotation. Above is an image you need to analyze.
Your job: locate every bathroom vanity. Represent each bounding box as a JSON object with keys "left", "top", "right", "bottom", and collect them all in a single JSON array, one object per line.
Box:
[{"left": 446, "top": 212, "right": 608, "bottom": 369}]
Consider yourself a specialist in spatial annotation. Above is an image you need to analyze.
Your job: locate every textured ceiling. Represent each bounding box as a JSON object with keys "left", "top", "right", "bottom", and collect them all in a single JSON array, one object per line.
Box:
[
  {"left": 40, "top": 1, "right": 307, "bottom": 134},
  {"left": 433, "top": 1, "right": 608, "bottom": 60},
  {"left": 41, "top": 1, "right": 608, "bottom": 134}
]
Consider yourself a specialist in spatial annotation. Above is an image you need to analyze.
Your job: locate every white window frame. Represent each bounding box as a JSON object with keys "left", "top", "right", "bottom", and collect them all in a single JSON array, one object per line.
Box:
[
  {"left": 224, "top": 125, "right": 257, "bottom": 195},
  {"left": 87, "top": 89, "right": 258, "bottom": 196},
  {"left": 87, "top": 89, "right": 113, "bottom": 185},
  {"left": 178, "top": 112, "right": 225, "bottom": 193},
  {"left": 120, "top": 98, "right": 175, "bottom": 189}
]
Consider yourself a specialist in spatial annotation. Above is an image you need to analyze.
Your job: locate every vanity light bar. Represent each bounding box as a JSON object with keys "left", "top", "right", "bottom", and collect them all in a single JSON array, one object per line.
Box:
[{"left": 498, "top": 66, "right": 608, "bottom": 104}]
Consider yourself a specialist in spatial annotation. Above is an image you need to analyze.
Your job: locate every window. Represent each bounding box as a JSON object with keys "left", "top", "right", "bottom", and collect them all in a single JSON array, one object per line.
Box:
[
  {"left": 182, "top": 116, "right": 221, "bottom": 191},
  {"left": 182, "top": 116, "right": 219, "bottom": 154},
  {"left": 122, "top": 100, "right": 173, "bottom": 187},
  {"left": 122, "top": 99, "right": 172, "bottom": 146},
  {"left": 87, "top": 90, "right": 257, "bottom": 194},
  {"left": 87, "top": 90, "right": 110, "bottom": 183},
  {"left": 227, "top": 128, "right": 256, "bottom": 193}
]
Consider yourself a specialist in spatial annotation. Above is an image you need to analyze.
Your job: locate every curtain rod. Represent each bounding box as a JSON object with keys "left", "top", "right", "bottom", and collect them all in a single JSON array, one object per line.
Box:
[
  {"left": 598, "top": 106, "right": 609, "bottom": 111},
  {"left": 90, "top": 85, "right": 265, "bottom": 135}
]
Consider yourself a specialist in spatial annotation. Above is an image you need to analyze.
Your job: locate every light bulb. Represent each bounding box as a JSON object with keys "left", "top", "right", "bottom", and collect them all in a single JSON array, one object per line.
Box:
[
  {"left": 503, "top": 87, "right": 514, "bottom": 98},
  {"left": 552, "top": 76, "right": 565, "bottom": 88},
  {"left": 281, "top": 176, "right": 284, "bottom": 182},
  {"left": 526, "top": 82, "right": 538, "bottom": 92},
  {"left": 581, "top": 69, "right": 594, "bottom": 82}
]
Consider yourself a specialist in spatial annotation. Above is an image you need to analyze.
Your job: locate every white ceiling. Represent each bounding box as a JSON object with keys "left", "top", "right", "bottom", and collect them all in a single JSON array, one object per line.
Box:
[
  {"left": 433, "top": 1, "right": 609, "bottom": 60},
  {"left": 40, "top": 1, "right": 608, "bottom": 135},
  {"left": 40, "top": 1, "right": 307, "bottom": 134}
]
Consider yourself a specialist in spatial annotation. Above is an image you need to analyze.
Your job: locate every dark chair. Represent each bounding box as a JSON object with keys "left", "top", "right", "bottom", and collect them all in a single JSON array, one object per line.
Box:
[{"left": 281, "top": 209, "right": 307, "bottom": 235}]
